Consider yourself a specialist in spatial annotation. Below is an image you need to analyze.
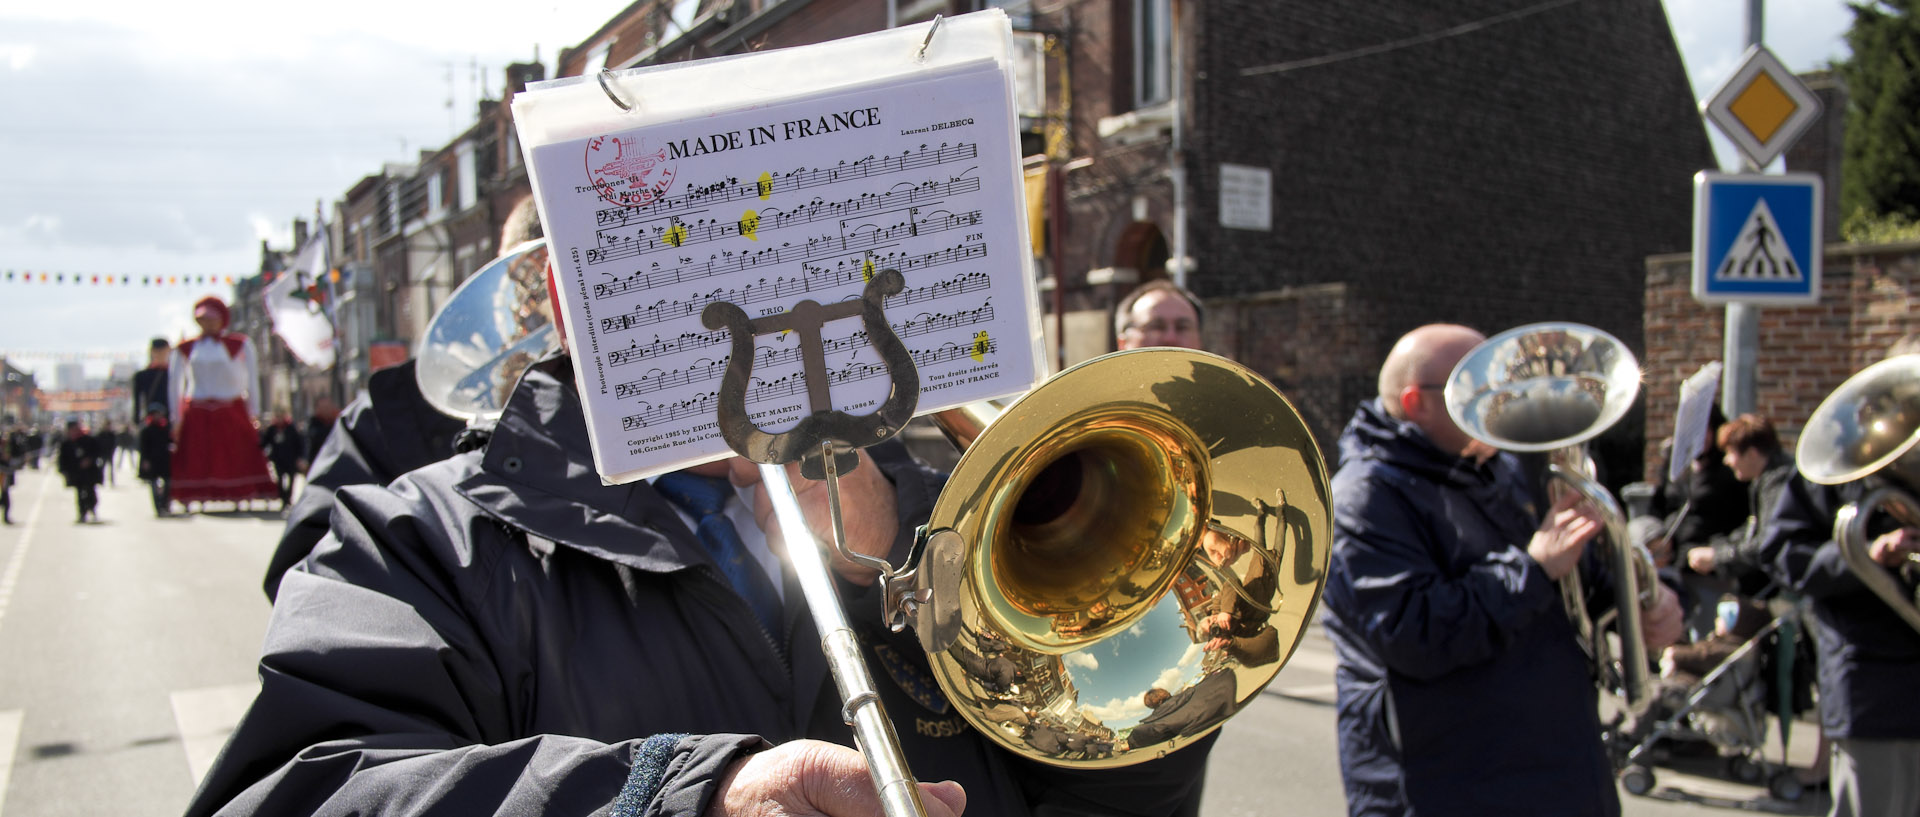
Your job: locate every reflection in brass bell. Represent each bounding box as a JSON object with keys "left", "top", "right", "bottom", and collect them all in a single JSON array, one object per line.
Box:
[{"left": 914, "top": 348, "right": 1331, "bottom": 768}]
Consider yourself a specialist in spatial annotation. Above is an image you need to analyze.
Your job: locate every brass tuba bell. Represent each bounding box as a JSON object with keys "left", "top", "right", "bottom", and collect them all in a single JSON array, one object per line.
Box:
[
  {"left": 912, "top": 348, "right": 1331, "bottom": 767},
  {"left": 1797, "top": 353, "right": 1920, "bottom": 634}
]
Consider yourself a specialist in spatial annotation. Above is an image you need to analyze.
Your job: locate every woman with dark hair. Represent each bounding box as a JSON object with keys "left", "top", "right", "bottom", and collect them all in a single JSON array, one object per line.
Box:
[
  {"left": 1689, "top": 413, "right": 1796, "bottom": 595},
  {"left": 167, "top": 295, "right": 277, "bottom": 511}
]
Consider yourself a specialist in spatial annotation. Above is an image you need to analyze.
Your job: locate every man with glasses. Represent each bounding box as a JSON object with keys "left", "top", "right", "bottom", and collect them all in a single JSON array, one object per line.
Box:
[{"left": 1114, "top": 279, "right": 1204, "bottom": 351}]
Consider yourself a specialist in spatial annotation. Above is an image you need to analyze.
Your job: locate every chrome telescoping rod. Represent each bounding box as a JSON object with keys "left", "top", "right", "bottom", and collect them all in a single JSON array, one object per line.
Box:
[{"left": 760, "top": 461, "right": 928, "bottom": 817}]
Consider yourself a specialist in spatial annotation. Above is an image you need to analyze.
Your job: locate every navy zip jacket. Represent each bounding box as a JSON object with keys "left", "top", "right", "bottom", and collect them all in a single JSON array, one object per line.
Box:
[
  {"left": 187, "top": 358, "right": 1212, "bottom": 817},
  {"left": 1757, "top": 474, "right": 1920, "bottom": 739},
  {"left": 1321, "top": 399, "right": 1619, "bottom": 817}
]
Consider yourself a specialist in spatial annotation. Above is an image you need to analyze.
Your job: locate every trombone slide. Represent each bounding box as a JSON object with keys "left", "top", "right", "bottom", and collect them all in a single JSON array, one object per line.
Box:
[{"left": 763, "top": 463, "right": 929, "bottom": 817}]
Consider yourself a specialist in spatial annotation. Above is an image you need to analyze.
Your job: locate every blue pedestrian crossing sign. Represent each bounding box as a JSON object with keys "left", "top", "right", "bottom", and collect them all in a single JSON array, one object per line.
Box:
[{"left": 1692, "top": 171, "right": 1822, "bottom": 305}]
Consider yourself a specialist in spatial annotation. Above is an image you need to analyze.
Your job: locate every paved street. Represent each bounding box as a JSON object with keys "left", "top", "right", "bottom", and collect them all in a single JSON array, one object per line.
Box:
[{"left": 0, "top": 466, "right": 1829, "bottom": 816}]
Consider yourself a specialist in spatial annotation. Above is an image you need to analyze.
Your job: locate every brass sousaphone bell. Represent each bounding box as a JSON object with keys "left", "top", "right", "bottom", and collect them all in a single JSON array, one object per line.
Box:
[
  {"left": 912, "top": 348, "right": 1331, "bottom": 766},
  {"left": 1797, "top": 353, "right": 1920, "bottom": 634}
]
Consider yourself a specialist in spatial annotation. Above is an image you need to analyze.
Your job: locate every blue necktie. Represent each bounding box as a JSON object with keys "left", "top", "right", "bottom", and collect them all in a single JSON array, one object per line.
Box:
[{"left": 654, "top": 472, "right": 786, "bottom": 648}]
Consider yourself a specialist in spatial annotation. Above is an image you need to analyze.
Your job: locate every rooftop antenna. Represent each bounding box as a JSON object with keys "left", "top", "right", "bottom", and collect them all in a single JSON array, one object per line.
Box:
[{"left": 445, "top": 61, "right": 456, "bottom": 138}]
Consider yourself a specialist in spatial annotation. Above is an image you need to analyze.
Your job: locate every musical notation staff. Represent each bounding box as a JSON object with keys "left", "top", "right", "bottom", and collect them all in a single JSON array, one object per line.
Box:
[
  {"left": 598, "top": 269, "right": 990, "bottom": 335},
  {"left": 588, "top": 200, "right": 983, "bottom": 266},
  {"left": 610, "top": 301, "right": 997, "bottom": 398},
  {"left": 607, "top": 299, "right": 996, "bottom": 370},
  {"left": 909, "top": 336, "right": 997, "bottom": 370},
  {"left": 607, "top": 330, "right": 728, "bottom": 369},
  {"left": 594, "top": 142, "right": 980, "bottom": 228},
  {"left": 593, "top": 240, "right": 987, "bottom": 302},
  {"left": 591, "top": 176, "right": 981, "bottom": 269},
  {"left": 619, "top": 337, "right": 996, "bottom": 431}
]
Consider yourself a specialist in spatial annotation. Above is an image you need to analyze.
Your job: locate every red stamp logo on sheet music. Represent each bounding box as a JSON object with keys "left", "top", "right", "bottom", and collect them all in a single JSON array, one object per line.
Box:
[{"left": 585, "top": 135, "right": 677, "bottom": 208}]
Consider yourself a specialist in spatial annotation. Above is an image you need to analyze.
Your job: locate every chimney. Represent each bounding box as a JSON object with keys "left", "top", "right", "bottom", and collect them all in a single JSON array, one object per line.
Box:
[
  {"left": 505, "top": 62, "right": 546, "bottom": 101},
  {"left": 294, "top": 219, "right": 309, "bottom": 249},
  {"left": 1784, "top": 70, "right": 1846, "bottom": 246}
]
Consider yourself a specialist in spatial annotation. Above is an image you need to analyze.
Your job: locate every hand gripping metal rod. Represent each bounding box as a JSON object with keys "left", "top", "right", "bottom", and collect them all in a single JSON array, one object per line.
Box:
[{"left": 761, "top": 462, "right": 928, "bottom": 817}]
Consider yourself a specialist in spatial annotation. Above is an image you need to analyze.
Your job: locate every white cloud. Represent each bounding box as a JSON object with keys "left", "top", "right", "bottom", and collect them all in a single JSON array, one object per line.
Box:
[
  {"left": 0, "top": 44, "right": 34, "bottom": 71},
  {"left": 1083, "top": 695, "right": 1150, "bottom": 726},
  {"left": 1151, "top": 644, "right": 1205, "bottom": 693},
  {"left": 1064, "top": 652, "right": 1099, "bottom": 671}
]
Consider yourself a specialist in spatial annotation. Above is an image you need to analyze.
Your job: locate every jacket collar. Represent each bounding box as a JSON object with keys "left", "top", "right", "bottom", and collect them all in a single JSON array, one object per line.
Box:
[
  {"left": 452, "top": 355, "right": 704, "bottom": 574},
  {"left": 1339, "top": 397, "right": 1505, "bottom": 486}
]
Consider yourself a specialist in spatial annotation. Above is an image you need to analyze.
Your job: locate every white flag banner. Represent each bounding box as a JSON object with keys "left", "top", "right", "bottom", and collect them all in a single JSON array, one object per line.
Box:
[{"left": 266, "top": 234, "right": 337, "bottom": 368}]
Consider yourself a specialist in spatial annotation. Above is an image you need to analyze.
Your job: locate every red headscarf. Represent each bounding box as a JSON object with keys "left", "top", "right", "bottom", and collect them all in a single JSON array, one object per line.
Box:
[{"left": 191, "top": 296, "right": 246, "bottom": 358}]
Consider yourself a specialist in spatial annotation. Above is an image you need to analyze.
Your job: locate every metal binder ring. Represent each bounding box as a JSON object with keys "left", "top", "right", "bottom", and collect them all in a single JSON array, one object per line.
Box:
[
  {"left": 917, "top": 14, "right": 944, "bottom": 63},
  {"left": 598, "top": 68, "right": 633, "bottom": 112}
]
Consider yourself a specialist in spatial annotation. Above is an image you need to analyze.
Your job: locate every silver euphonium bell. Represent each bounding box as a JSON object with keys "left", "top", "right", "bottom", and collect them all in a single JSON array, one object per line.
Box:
[
  {"left": 1796, "top": 353, "right": 1920, "bottom": 635},
  {"left": 1444, "top": 322, "right": 1658, "bottom": 715},
  {"left": 414, "top": 238, "right": 557, "bottom": 423}
]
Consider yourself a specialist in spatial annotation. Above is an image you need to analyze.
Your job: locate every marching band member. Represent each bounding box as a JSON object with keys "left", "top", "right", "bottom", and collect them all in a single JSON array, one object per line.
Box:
[
  {"left": 1757, "top": 339, "right": 1920, "bottom": 817},
  {"left": 184, "top": 348, "right": 1215, "bottom": 817},
  {"left": 1321, "top": 324, "right": 1682, "bottom": 817}
]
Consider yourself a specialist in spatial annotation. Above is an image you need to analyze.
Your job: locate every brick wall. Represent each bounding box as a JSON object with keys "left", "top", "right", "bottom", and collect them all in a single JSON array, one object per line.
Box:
[
  {"left": 1203, "top": 283, "right": 1369, "bottom": 455},
  {"left": 1079, "top": 0, "right": 1710, "bottom": 472},
  {"left": 1641, "top": 240, "right": 1920, "bottom": 478}
]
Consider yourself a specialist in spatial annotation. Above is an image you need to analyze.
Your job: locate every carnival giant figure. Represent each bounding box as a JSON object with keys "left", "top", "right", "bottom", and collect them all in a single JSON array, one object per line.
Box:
[{"left": 168, "top": 296, "right": 277, "bottom": 508}]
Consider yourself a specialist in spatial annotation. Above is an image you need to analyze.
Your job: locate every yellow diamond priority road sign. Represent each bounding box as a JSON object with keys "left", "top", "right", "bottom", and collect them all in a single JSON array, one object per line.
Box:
[{"left": 1702, "top": 45, "right": 1822, "bottom": 168}]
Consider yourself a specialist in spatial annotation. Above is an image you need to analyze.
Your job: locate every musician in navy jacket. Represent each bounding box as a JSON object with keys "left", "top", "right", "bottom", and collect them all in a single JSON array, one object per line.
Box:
[{"left": 1321, "top": 324, "right": 1682, "bottom": 817}]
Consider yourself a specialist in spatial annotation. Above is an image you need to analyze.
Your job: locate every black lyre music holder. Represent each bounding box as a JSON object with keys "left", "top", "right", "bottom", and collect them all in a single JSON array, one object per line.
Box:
[{"left": 702, "top": 268, "right": 921, "bottom": 478}]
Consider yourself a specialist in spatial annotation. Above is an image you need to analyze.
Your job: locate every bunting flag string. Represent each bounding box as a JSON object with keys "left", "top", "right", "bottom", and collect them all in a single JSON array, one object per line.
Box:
[
  {"left": 0, "top": 349, "right": 142, "bottom": 364},
  {"left": 1, "top": 270, "right": 239, "bottom": 287}
]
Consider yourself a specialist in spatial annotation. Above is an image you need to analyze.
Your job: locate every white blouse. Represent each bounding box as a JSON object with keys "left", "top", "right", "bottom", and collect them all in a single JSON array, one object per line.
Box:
[{"left": 168, "top": 335, "right": 261, "bottom": 423}]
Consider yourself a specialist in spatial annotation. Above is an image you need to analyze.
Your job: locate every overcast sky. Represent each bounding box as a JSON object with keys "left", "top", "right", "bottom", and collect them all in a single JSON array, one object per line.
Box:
[{"left": 0, "top": 0, "right": 1858, "bottom": 378}]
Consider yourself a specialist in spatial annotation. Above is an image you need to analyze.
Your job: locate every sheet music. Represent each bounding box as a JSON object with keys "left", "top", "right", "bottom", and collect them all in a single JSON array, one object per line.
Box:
[{"left": 525, "top": 58, "right": 1042, "bottom": 481}]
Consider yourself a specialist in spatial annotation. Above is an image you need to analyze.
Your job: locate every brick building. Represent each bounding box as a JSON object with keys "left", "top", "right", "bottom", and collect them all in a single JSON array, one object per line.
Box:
[
  {"left": 1056, "top": 0, "right": 1714, "bottom": 468},
  {"left": 244, "top": 61, "right": 548, "bottom": 415},
  {"left": 550, "top": 0, "right": 1712, "bottom": 475}
]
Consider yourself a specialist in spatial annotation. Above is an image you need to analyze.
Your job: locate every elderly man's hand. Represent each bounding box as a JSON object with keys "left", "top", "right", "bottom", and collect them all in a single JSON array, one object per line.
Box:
[
  {"left": 706, "top": 740, "right": 966, "bottom": 817},
  {"left": 731, "top": 452, "right": 899, "bottom": 586}
]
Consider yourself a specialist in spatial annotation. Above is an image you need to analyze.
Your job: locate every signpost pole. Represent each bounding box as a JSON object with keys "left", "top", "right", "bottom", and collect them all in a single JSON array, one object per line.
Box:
[{"left": 1721, "top": 0, "right": 1765, "bottom": 417}]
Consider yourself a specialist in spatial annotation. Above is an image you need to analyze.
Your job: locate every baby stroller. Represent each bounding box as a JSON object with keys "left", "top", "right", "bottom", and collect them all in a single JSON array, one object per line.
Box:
[{"left": 1613, "top": 599, "right": 1809, "bottom": 803}]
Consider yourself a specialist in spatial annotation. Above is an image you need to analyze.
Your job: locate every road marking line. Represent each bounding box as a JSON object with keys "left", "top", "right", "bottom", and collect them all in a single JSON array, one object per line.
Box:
[
  {"left": 0, "top": 709, "right": 22, "bottom": 817},
  {"left": 171, "top": 683, "right": 259, "bottom": 786},
  {"left": 1270, "top": 683, "right": 1337, "bottom": 701},
  {"left": 0, "top": 471, "right": 51, "bottom": 640},
  {"left": 1277, "top": 643, "right": 1338, "bottom": 676}
]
